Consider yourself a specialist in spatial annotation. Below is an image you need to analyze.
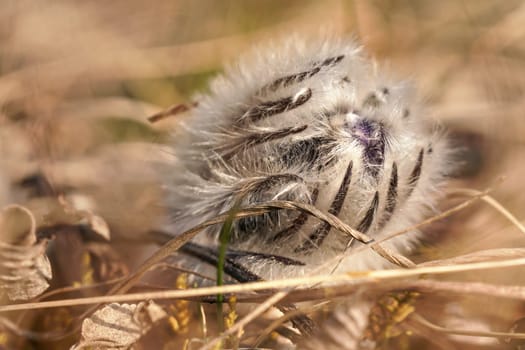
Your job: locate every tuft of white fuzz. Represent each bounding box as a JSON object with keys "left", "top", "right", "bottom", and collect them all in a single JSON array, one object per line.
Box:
[{"left": 164, "top": 35, "right": 452, "bottom": 279}]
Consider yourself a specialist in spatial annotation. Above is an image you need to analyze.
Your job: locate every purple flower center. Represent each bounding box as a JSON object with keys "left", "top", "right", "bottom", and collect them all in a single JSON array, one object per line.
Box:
[{"left": 351, "top": 119, "right": 385, "bottom": 178}]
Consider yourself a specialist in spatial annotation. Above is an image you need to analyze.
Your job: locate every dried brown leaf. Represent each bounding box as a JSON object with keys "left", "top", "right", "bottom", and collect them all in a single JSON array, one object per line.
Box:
[
  {"left": 0, "top": 205, "right": 52, "bottom": 301},
  {"left": 73, "top": 301, "right": 167, "bottom": 350}
]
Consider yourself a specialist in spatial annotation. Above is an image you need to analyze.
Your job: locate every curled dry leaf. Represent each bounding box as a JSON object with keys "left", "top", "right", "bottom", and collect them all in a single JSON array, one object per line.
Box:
[
  {"left": 73, "top": 301, "right": 168, "bottom": 350},
  {"left": 0, "top": 205, "right": 52, "bottom": 301}
]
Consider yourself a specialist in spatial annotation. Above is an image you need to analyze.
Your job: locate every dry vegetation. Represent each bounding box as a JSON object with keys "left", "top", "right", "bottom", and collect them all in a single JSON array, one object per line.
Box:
[{"left": 1, "top": 1, "right": 525, "bottom": 349}]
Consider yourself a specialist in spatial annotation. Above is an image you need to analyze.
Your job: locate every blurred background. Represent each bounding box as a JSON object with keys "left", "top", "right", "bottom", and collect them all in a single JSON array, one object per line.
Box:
[{"left": 1, "top": 1, "right": 525, "bottom": 349}]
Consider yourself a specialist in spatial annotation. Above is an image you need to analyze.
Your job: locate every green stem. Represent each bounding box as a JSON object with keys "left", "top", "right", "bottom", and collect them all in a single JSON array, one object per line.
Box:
[{"left": 216, "top": 203, "right": 237, "bottom": 337}]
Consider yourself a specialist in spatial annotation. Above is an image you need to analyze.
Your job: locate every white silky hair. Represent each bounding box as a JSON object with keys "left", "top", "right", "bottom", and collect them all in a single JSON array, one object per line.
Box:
[{"left": 164, "top": 34, "right": 453, "bottom": 280}]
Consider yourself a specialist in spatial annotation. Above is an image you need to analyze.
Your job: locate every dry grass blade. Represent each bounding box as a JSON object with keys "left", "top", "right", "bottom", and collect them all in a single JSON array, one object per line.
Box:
[
  {"left": 402, "top": 279, "right": 525, "bottom": 301},
  {"left": 147, "top": 102, "right": 196, "bottom": 123},
  {"left": 248, "top": 200, "right": 374, "bottom": 243},
  {"left": 448, "top": 188, "right": 525, "bottom": 235},
  {"left": 370, "top": 244, "right": 416, "bottom": 268},
  {"left": 420, "top": 248, "right": 525, "bottom": 267},
  {"left": 297, "top": 185, "right": 496, "bottom": 277},
  {"left": 4, "top": 257, "right": 525, "bottom": 313},
  {"left": 411, "top": 313, "right": 525, "bottom": 341}
]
